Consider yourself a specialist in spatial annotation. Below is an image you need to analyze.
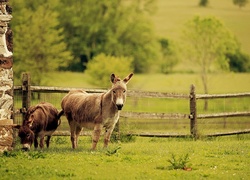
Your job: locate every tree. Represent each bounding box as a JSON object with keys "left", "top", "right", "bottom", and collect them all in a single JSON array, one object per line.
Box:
[
  {"left": 199, "top": 0, "right": 209, "bottom": 7},
  {"left": 85, "top": 53, "right": 133, "bottom": 87},
  {"left": 158, "top": 38, "right": 180, "bottom": 74},
  {"left": 12, "top": 1, "right": 72, "bottom": 85},
  {"left": 227, "top": 50, "right": 250, "bottom": 72},
  {"left": 58, "top": 0, "right": 161, "bottom": 73},
  {"left": 233, "top": 0, "right": 249, "bottom": 8},
  {"left": 182, "top": 16, "right": 239, "bottom": 110}
]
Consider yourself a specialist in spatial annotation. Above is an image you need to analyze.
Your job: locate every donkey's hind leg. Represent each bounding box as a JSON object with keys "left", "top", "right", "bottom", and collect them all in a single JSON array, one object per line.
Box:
[
  {"left": 69, "top": 121, "right": 78, "bottom": 149},
  {"left": 75, "top": 125, "right": 82, "bottom": 148}
]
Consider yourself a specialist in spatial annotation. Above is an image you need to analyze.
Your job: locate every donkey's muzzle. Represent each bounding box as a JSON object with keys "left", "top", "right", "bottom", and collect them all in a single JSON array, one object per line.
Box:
[
  {"left": 21, "top": 147, "right": 30, "bottom": 151},
  {"left": 116, "top": 104, "right": 123, "bottom": 110},
  {"left": 22, "top": 143, "right": 31, "bottom": 151}
]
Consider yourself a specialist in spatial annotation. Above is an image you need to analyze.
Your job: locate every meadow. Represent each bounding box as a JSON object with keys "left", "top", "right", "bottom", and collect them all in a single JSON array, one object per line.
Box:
[
  {"left": 153, "top": 0, "right": 250, "bottom": 55},
  {"left": 7, "top": 1, "right": 250, "bottom": 179},
  {"left": 1, "top": 135, "right": 250, "bottom": 180},
  {"left": 10, "top": 71, "right": 250, "bottom": 179},
  {"left": 43, "top": 71, "right": 250, "bottom": 94}
]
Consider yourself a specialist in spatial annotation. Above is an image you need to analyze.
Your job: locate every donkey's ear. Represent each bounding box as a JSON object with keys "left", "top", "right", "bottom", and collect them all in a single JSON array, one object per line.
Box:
[
  {"left": 27, "top": 115, "right": 34, "bottom": 127},
  {"left": 123, "top": 73, "right": 133, "bottom": 84},
  {"left": 111, "top": 73, "right": 121, "bottom": 83},
  {"left": 110, "top": 74, "right": 116, "bottom": 83}
]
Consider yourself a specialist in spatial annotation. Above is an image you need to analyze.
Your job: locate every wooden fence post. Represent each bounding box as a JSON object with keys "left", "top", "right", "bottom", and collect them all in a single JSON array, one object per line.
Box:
[
  {"left": 190, "top": 84, "right": 198, "bottom": 138},
  {"left": 22, "top": 73, "right": 31, "bottom": 120}
]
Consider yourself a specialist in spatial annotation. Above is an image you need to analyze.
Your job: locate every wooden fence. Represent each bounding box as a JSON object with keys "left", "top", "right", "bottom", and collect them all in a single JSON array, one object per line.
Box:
[{"left": 14, "top": 73, "right": 250, "bottom": 139}]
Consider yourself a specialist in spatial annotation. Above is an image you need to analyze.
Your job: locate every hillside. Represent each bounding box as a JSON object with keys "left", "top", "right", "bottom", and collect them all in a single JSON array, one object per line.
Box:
[{"left": 152, "top": 0, "right": 250, "bottom": 54}]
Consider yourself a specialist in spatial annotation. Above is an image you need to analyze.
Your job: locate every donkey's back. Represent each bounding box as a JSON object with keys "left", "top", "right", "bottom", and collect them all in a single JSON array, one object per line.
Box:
[{"left": 61, "top": 90, "right": 102, "bottom": 124}]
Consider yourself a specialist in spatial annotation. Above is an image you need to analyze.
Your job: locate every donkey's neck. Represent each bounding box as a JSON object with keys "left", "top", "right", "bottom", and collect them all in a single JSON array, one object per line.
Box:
[{"left": 102, "top": 90, "right": 118, "bottom": 113}]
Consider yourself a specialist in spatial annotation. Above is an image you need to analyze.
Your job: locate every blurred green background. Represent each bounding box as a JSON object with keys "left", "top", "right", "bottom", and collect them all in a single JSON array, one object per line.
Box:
[{"left": 11, "top": 0, "right": 250, "bottom": 93}]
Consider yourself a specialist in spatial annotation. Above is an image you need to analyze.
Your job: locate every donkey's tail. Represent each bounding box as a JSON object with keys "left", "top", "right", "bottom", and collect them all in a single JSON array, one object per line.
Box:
[
  {"left": 57, "top": 110, "right": 64, "bottom": 127},
  {"left": 57, "top": 110, "right": 64, "bottom": 119}
]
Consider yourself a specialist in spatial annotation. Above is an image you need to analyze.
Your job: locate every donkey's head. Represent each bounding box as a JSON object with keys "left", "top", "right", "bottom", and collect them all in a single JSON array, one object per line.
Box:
[
  {"left": 14, "top": 112, "right": 36, "bottom": 151},
  {"left": 110, "top": 73, "right": 133, "bottom": 110},
  {"left": 17, "top": 125, "right": 35, "bottom": 151}
]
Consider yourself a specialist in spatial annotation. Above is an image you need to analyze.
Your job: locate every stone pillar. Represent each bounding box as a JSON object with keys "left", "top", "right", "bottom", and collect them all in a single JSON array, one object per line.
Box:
[{"left": 0, "top": 0, "right": 13, "bottom": 152}]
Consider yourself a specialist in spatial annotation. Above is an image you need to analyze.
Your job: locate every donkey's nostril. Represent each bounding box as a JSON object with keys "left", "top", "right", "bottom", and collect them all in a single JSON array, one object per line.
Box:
[
  {"left": 116, "top": 104, "right": 123, "bottom": 110},
  {"left": 22, "top": 147, "right": 30, "bottom": 151}
]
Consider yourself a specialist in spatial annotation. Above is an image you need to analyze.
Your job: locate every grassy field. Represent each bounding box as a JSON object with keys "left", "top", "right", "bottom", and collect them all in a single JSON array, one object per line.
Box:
[
  {"left": 153, "top": 0, "right": 250, "bottom": 54},
  {"left": 1, "top": 135, "right": 250, "bottom": 179},
  {"left": 40, "top": 71, "right": 250, "bottom": 94}
]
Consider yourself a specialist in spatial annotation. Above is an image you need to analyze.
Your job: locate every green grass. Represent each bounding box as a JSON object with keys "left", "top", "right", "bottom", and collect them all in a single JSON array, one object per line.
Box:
[
  {"left": 1, "top": 135, "right": 250, "bottom": 179},
  {"left": 29, "top": 71, "right": 250, "bottom": 94},
  {"left": 153, "top": 0, "right": 250, "bottom": 54}
]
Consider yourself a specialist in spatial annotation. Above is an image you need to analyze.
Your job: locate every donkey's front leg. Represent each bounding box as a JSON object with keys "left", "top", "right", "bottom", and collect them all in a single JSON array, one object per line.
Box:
[
  {"left": 46, "top": 136, "right": 51, "bottom": 148},
  {"left": 39, "top": 136, "right": 45, "bottom": 149},
  {"left": 34, "top": 135, "right": 39, "bottom": 149},
  {"left": 103, "top": 125, "right": 116, "bottom": 148},
  {"left": 91, "top": 123, "right": 102, "bottom": 150}
]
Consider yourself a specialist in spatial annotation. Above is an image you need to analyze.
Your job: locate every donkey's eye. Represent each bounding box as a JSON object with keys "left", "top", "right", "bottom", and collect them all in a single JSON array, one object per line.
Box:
[
  {"left": 113, "top": 90, "right": 116, "bottom": 94},
  {"left": 123, "top": 90, "right": 126, "bottom": 93}
]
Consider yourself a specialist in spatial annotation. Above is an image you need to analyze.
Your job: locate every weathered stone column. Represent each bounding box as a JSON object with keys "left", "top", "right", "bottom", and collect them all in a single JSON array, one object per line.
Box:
[{"left": 0, "top": 0, "right": 13, "bottom": 152}]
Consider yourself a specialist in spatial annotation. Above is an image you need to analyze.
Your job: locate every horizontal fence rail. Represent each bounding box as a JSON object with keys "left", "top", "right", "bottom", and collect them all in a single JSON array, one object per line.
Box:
[
  {"left": 14, "top": 85, "right": 107, "bottom": 94},
  {"left": 196, "top": 92, "right": 250, "bottom": 99},
  {"left": 14, "top": 73, "right": 250, "bottom": 139},
  {"left": 197, "top": 111, "right": 250, "bottom": 119},
  {"left": 121, "top": 112, "right": 189, "bottom": 120},
  {"left": 15, "top": 85, "right": 190, "bottom": 99}
]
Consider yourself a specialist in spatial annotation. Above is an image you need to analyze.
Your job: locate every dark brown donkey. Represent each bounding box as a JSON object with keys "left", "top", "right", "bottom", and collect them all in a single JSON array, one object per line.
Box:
[
  {"left": 15, "top": 102, "right": 62, "bottom": 151},
  {"left": 60, "top": 73, "right": 133, "bottom": 150}
]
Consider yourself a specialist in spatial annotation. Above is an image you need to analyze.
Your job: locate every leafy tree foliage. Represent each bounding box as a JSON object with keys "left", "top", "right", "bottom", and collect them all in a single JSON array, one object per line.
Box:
[
  {"left": 85, "top": 54, "right": 133, "bottom": 87},
  {"left": 11, "top": 0, "right": 172, "bottom": 79},
  {"left": 11, "top": 0, "right": 72, "bottom": 85},
  {"left": 58, "top": 0, "right": 161, "bottom": 73},
  {"left": 182, "top": 16, "right": 239, "bottom": 109},
  {"left": 227, "top": 50, "right": 250, "bottom": 72},
  {"left": 158, "top": 38, "right": 180, "bottom": 74},
  {"left": 199, "top": 0, "right": 209, "bottom": 7},
  {"left": 233, "top": 0, "right": 249, "bottom": 8}
]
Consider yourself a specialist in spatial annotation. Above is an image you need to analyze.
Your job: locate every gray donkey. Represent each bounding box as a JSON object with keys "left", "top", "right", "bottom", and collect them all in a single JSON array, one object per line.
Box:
[{"left": 59, "top": 73, "right": 133, "bottom": 150}]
